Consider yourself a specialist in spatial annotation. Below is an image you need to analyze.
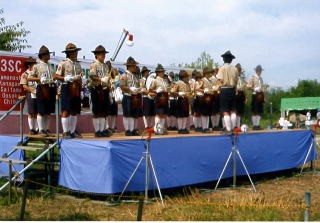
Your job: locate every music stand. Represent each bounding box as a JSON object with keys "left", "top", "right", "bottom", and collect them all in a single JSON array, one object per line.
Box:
[
  {"left": 118, "top": 129, "right": 164, "bottom": 205},
  {"left": 214, "top": 130, "right": 256, "bottom": 192}
]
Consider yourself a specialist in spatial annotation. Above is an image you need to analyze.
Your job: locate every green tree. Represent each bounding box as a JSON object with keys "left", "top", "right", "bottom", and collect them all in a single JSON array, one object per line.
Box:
[
  {"left": 0, "top": 8, "right": 31, "bottom": 52},
  {"left": 170, "top": 51, "right": 218, "bottom": 70}
]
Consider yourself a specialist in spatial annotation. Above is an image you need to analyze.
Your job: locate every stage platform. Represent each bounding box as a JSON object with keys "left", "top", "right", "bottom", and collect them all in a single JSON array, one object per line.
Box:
[
  {"left": 57, "top": 129, "right": 317, "bottom": 194},
  {"left": 0, "top": 130, "right": 317, "bottom": 194}
]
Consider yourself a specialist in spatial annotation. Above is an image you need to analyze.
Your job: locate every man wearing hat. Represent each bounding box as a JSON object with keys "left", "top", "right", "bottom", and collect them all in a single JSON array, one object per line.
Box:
[
  {"left": 167, "top": 72, "right": 178, "bottom": 131},
  {"left": 88, "top": 45, "right": 112, "bottom": 137},
  {"left": 120, "top": 57, "right": 142, "bottom": 136},
  {"left": 235, "top": 63, "right": 247, "bottom": 128},
  {"left": 193, "top": 71, "right": 204, "bottom": 132},
  {"left": 209, "top": 67, "right": 221, "bottom": 131},
  {"left": 189, "top": 69, "right": 198, "bottom": 130},
  {"left": 171, "top": 70, "right": 192, "bottom": 134},
  {"left": 54, "top": 43, "right": 83, "bottom": 138},
  {"left": 28, "top": 45, "right": 57, "bottom": 137},
  {"left": 140, "top": 66, "right": 155, "bottom": 129},
  {"left": 247, "top": 65, "right": 265, "bottom": 130},
  {"left": 20, "top": 57, "right": 38, "bottom": 135},
  {"left": 216, "top": 50, "right": 239, "bottom": 133},
  {"left": 149, "top": 64, "right": 169, "bottom": 134}
]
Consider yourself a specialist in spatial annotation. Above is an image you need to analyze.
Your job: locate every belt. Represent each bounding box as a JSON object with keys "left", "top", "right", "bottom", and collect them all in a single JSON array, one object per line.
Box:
[
  {"left": 123, "top": 93, "right": 131, "bottom": 96},
  {"left": 221, "top": 86, "right": 235, "bottom": 89}
]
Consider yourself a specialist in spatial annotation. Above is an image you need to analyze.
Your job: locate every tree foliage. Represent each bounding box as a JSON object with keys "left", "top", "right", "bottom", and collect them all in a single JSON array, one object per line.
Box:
[
  {"left": 171, "top": 51, "right": 218, "bottom": 70},
  {"left": 0, "top": 8, "right": 31, "bottom": 52}
]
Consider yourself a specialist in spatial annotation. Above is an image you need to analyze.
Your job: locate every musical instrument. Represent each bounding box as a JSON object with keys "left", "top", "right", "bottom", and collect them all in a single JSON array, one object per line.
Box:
[{"left": 155, "top": 92, "right": 169, "bottom": 108}]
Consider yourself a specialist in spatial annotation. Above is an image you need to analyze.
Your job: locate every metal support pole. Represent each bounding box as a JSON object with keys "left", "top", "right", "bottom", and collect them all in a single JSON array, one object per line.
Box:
[
  {"left": 232, "top": 148, "right": 237, "bottom": 188},
  {"left": 8, "top": 160, "right": 12, "bottom": 204},
  {"left": 304, "top": 192, "right": 311, "bottom": 221},
  {"left": 145, "top": 142, "right": 150, "bottom": 200},
  {"left": 56, "top": 96, "right": 60, "bottom": 141},
  {"left": 19, "top": 99, "right": 24, "bottom": 144}
]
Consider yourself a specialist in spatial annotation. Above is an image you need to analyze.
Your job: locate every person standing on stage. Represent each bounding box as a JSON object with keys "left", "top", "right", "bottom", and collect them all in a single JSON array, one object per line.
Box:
[
  {"left": 198, "top": 67, "right": 214, "bottom": 133},
  {"left": 20, "top": 57, "right": 38, "bottom": 135},
  {"left": 189, "top": 69, "right": 198, "bottom": 130},
  {"left": 235, "top": 63, "right": 246, "bottom": 128},
  {"left": 140, "top": 66, "right": 155, "bottom": 129},
  {"left": 171, "top": 70, "right": 192, "bottom": 134},
  {"left": 167, "top": 72, "right": 177, "bottom": 131},
  {"left": 54, "top": 43, "right": 83, "bottom": 139},
  {"left": 216, "top": 50, "right": 239, "bottom": 133},
  {"left": 88, "top": 45, "right": 112, "bottom": 137},
  {"left": 106, "top": 61, "right": 119, "bottom": 133},
  {"left": 193, "top": 72, "right": 204, "bottom": 132},
  {"left": 28, "top": 46, "right": 57, "bottom": 137},
  {"left": 247, "top": 65, "right": 265, "bottom": 130},
  {"left": 149, "top": 64, "right": 169, "bottom": 135},
  {"left": 120, "top": 57, "right": 142, "bottom": 136},
  {"left": 209, "top": 67, "right": 221, "bottom": 131}
]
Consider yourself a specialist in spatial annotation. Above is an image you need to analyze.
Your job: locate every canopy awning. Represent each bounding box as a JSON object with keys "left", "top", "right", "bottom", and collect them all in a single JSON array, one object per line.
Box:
[{"left": 280, "top": 97, "right": 320, "bottom": 111}]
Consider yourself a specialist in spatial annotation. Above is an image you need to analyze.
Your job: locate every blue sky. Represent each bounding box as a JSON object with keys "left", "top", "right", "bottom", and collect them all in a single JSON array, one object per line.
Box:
[{"left": 2, "top": 0, "right": 320, "bottom": 88}]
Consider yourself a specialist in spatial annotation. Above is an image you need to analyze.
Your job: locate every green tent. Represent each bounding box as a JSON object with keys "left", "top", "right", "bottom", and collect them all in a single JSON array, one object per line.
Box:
[{"left": 280, "top": 97, "right": 320, "bottom": 111}]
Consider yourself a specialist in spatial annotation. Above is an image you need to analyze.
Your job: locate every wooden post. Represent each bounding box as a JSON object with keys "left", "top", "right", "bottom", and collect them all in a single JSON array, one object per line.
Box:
[
  {"left": 136, "top": 197, "right": 144, "bottom": 221},
  {"left": 20, "top": 178, "right": 28, "bottom": 220},
  {"left": 8, "top": 160, "right": 12, "bottom": 204},
  {"left": 304, "top": 192, "right": 311, "bottom": 221}
]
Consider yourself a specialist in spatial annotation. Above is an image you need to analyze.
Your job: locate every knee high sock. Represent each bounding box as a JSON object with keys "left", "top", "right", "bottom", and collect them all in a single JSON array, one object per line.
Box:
[
  {"left": 28, "top": 117, "right": 34, "bottom": 130},
  {"left": 201, "top": 116, "right": 209, "bottom": 129},
  {"left": 256, "top": 115, "right": 261, "bottom": 126},
  {"left": 123, "top": 117, "right": 129, "bottom": 131},
  {"left": 37, "top": 115, "right": 45, "bottom": 131},
  {"left": 105, "top": 116, "right": 110, "bottom": 129},
  {"left": 224, "top": 115, "right": 232, "bottom": 131},
  {"left": 44, "top": 115, "right": 50, "bottom": 130},
  {"left": 69, "top": 115, "right": 77, "bottom": 133},
  {"left": 160, "top": 118, "right": 166, "bottom": 129},
  {"left": 61, "top": 117, "right": 70, "bottom": 133},
  {"left": 110, "top": 116, "right": 116, "bottom": 129},
  {"left": 236, "top": 116, "right": 241, "bottom": 128},
  {"left": 92, "top": 118, "right": 99, "bottom": 132},
  {"left": 99, "top": 117, "right": 105, "bottom": 132},
  {"left": 210, "top": 116, "right": 216, "bottom": 128},
  {"left": 154, "top": 116, "right": 161, "bottom": 131},
  {"left": 182, "top": 117, "right": 188, "bottom": 129},
  {"left": 177, "top": 118, "right": 183, "bottom": 130},
  {"left": 33, "top": 118, "right": 38, "bottom": 131},
  {"left": 215, "top": 114, "right": 220, "bottom": 127},
  {"left": 143, "top": 116, "right": 149, "bottom": 128},
  {"left": 128, "top": 118, "right": 134, "bottom": 131},
  {"left": 167, "top": 117, "right": 171, "bottom": 127},
  {"left": 230, "top": 113, "right": 237, "bottom": 129}
]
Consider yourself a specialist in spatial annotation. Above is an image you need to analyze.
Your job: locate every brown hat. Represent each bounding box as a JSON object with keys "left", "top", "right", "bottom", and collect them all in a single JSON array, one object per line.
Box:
[
  {"left": 91, "top": 45, "right": 109, "bottom": 54},
  {"left": 124, "top": 56, "right": 139, "bottom": 66},
  {"left": 179, "top": 70, "right": 188, "bottom": 79},
  {"left": 62, "top": 43, "right": 81, "bottom": 53},
  {"left": 203, "top": 67, "right": 213, "bottom": 75},
  {"left": 38, "top": 45, "right": 52, "bottom": 56},
  {"left": 141, "top": 66, "right": 150, "bottom": 74},
  {"left": 24, "top": 56, "right": 37, "bottom": 67},
  {"left": 221, "top": 50, "right": 235, "bottom": 59},
  {"left": 168, "top": 71, "right": 175, "bottom": 77},
  {"left": 254, "top": 64, "right": 264, "bottom": 71},
  {"left": 155, "top": 64, "right": 165, "bottom": 73},
  {"left": 195, "top": 72, "right": 203, "bottom": 79}
]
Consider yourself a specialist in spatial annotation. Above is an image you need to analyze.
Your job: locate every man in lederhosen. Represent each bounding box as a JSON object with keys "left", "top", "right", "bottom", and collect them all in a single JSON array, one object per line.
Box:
[
  {"left": 20, "top": 57, "right": 38, "bottom": 135},
  {"left": 247, "top": 65, "right": 265, "bottom": 130},
  {"left": 88, "top": 45, "right": 112, "bottom": 137},
  {"left": 28, "top": 46, "right": 57, "bottom": 137},
  {"left": 54, "top": 43, "right": 83, "bottom": 138},
  {"left": 171, "top": 70, "right": 192, "bottom": 134},
  {"left": 120, "top": 57, "right": 142, "bottom": 136},
  {"left": 199, "top": 67, "right": 214, "bottom": 133},
  {"left": 105, "top": 61, "right": 119, "bottom": 133},
  {"left": 167, "top": 72, "right": 177, "bottom": 131},
  {"left": 209, "top": 67, "right": 221, "bottom": 131},
  {"left": 193, "top": 72, "right": 204, "bottom": 132},
  {"left": 189, "top": 69, "right": 198, "bottom": 130},
  {"left": 235, "top": 63, "right": 246, "bottom": 128},
  {"left": 216, "top": 50, "right": 239, "bottom": 133},
  {"left": 149, "top": 64, "right": 169, "bottom": 135},
  {"left": 140, "top": 66, "right": 155, "bottom": 129}
]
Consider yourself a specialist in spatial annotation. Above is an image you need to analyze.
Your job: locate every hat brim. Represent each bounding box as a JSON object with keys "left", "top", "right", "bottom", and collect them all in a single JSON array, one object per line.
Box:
[
  {"left": 221, "top": 54, "right": 235, "bottom": 59},
  {"left": 124, "top": 62, "right": 139, "bottom": 66},
  {"left": 38, "top": 51, "right": 53, "bottom": 55},
  {"left": 92, "top": 50, "right": 109, "bottom": 54},
  {"left": 62, "top": 48, "right": 82, "bottom": 53},
  {"left": 155, "top": 69, "right": 166, "bottom": 73}
]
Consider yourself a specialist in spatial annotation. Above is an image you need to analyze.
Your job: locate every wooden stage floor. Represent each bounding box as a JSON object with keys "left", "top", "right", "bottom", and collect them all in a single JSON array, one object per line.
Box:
[{"left": 14, "top": 128, "right": 306, "bottom": 141}]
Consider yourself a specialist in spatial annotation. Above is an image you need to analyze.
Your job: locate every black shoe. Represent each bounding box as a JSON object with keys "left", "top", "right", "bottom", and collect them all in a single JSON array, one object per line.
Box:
[
  {"left": 195, "top": 127, "right": 203, "bottom": 132},
  {"left": 63, "top": 131, "right": 72, "bottom": 139},
  {"left": 178, "top": 129, "right": 183, "bottom": 134},
  {"left": 40, "top": 130, "right": 48, "bottom": 137},
  {"left": 167, "top": 126, "right": 173, "bottom": 131},
  {"left": 102, "top": 129, "right": 112, "bottom": 137},
  {"left": 125, "top": 130, "right": 133, "bottom": 136},
  {"left": 29, "top": 129, "right": 37, "bottom": 135},
  {"left": 190, "top": 125, "right": 195, "bottom": 130},
  {"left": 172, "top": 126, "right": 178, "bottom": 131},
  {"left": 202, "top": 128, "right": 212, "bottom": 133},
  {"left": 94, "top": 131, "right": 103, "bottom": 137},
  {"left": 212, "top": 126, "right": 220, "bottom": 131},
  {"left": 71, "top": 130, "right": 82, "bottom": 138},
  {"left": 108, "top": 128, "right": 116, "bottom": 133},
  {"left": 131, "top": 129, "right": 140, "bottom": 136}
]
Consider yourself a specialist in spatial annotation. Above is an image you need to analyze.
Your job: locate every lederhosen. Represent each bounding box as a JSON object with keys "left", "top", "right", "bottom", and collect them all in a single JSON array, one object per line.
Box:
[
  {"left": 236, "top": 90, "right": 245, "bottom": 115},
  {"left": 169, "top": 96, "right": 177, "bottom": 117},
  {"left": 34, "top": 62, "right": 56, "bottom": 115},
  {"left": 155, "top": 92, "right": 169, "bottom": 115},
  {"left": 22, "top": 71, "right": 37, "bottom": 115},
  {"left": 142, "top": 78, "right": 155, "bottom": 116},
  {"left": 59, "top": 60, "right": 82, "bottom": 114},
  {"left": 90, "top": 63, "right": 110, "bottom": 116},
  {"left": 251, "top": 75, "right": 264, "bottom": 114},
  {"left": 200, "top": 79, "right": 213, "bottom": 116},
  {"left": 175, "top": 81, "right": 190, "bottom": 118},
  {"left": 220, "top": 87, "right": 236, "bottom": 113}
]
